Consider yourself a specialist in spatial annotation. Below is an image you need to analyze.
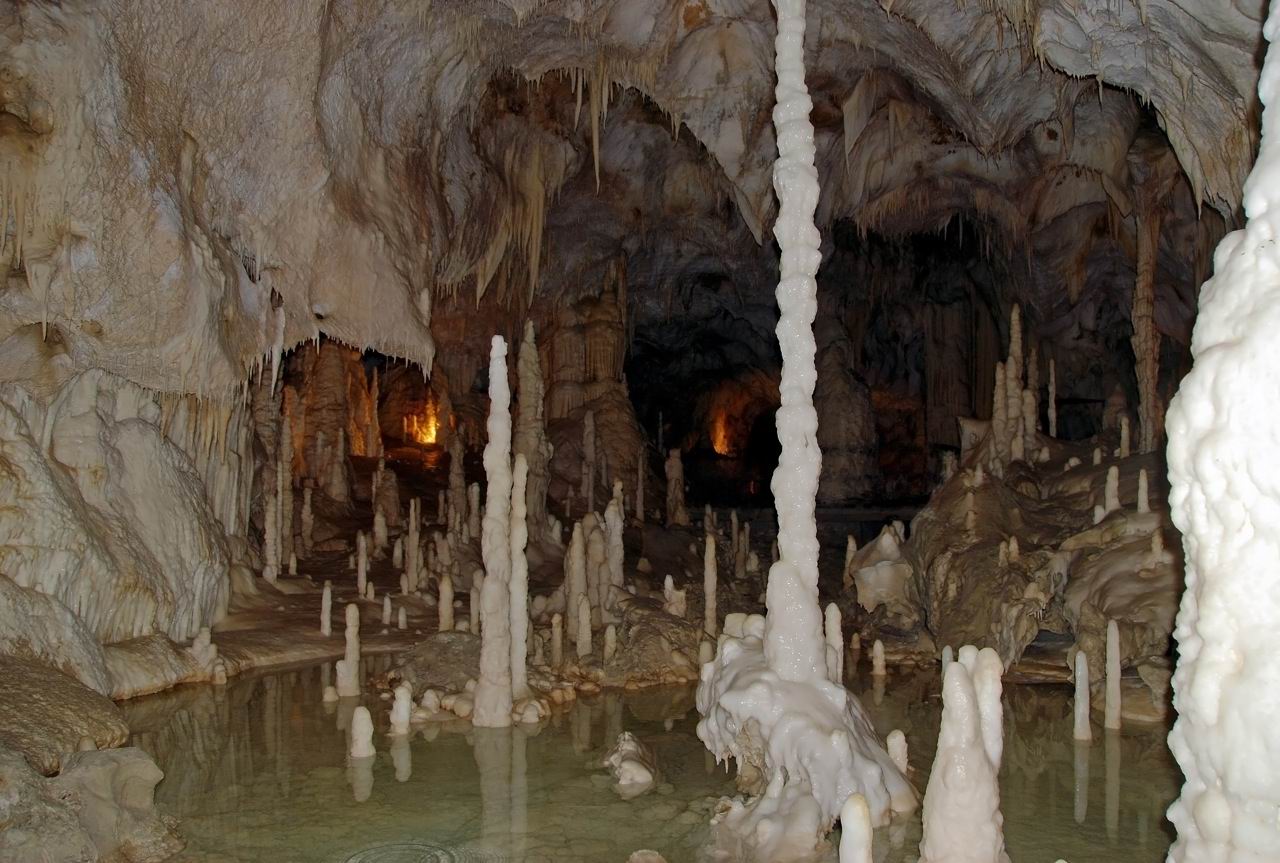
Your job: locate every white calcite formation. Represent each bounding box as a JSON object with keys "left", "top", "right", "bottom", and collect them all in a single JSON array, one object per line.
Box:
[
  {"left": 604, "top": 732, "right": 659, "bottom": 800},
  {"left": 919, "top": 647, "right": 1008, "bottom": 863},
  {"left": 349, "top": 707, "right": 375, "bottom": 759},
  {"left": 509, "top": 455, "right": 531, "bottom": 702},
  {"left": 696, "top": 4, "right": 913, "bottom": 857},
  {"left": 474, "top": 336, "right": 514, "bottom": 728},
  {"left": 1073, "top": 650, "right": 1092, "bottom": 742},
  {"left": 335, "top": 603, "right": 361, "bottom": 697}
]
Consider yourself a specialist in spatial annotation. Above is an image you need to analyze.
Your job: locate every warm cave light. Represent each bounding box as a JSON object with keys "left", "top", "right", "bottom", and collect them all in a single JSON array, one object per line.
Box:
[
  {"left": 405, "top": 399, "right": 439, "bottom": 444},
  {"left": 711, "top": 411, "right": 732, "bottom": 456}
]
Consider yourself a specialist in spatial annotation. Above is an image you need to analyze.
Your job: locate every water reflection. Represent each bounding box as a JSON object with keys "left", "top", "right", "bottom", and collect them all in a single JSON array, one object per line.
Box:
[{"left": 121, "top": 661, "right": 1179, "bottom": 862}]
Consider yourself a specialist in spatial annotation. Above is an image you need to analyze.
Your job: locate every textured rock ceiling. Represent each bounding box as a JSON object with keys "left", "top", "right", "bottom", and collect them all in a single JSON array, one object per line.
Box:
[{"left": 0, "top": 0, "right": 1265, "bottom": 398}]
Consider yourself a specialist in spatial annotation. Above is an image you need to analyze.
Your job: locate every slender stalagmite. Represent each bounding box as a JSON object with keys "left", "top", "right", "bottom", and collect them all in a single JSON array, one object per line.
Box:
[
  {"left": 759, "top": 0, "right": 842, "bottom": 678},
  {"left": 474, "top": 336, "right": 514, "bottom": 728}
]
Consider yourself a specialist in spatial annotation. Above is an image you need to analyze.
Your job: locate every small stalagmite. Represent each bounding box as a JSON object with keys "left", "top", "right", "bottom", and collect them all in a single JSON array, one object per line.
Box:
[
  {"left": 824, "top": 603, "right": 844, "bottom": 684},
  {"left": 871, "top": 639, "right": 886, "bottom": 677},
  {"left": 350, "top": 706, "right": 375, "bottom": 758},
  {"left": 439, "top": 573, "right": 455, "bottom": 632},
  {"left": 321, "top": 580, "right": 332, "bottom": 637},
  {"left": 664, "top": 449, "right": 689, "bottom": 527}
]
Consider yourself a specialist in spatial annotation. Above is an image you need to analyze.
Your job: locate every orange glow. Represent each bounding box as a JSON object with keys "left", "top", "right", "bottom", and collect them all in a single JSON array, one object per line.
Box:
[
  {"left": 406, "top": 399, "right": 439, "bottom": 444},
  {"left": 711, "top": 411, "right": 732, "bottom": 456}
]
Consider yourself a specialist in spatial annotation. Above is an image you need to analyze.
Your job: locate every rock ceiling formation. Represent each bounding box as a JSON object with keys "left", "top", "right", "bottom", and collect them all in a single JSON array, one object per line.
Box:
[{"left": 1, "top": 0, "right": 1264, "bottom": 405}]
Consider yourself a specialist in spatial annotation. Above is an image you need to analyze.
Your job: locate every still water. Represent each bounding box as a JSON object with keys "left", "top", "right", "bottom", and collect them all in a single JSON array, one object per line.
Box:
[{"left": 124, "top": 659, "right": 1179, "bottom": 862}]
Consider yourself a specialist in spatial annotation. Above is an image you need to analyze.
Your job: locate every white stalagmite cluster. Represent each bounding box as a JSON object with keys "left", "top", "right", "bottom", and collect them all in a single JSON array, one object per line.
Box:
[
  {"left": 919, "top": 646, "right": 1008, "bottom": 863},
  {"left": 697, "top": 4, "right": 913, "bottom": 857}
]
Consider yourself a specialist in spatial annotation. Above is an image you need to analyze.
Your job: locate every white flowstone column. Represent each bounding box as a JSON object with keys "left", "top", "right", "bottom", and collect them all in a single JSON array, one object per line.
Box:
[
  {"left": 474, "top": 336, "right": 514, "bottom": 728},
  {"left": 761, "top": 0, "right": 827, "bottom": 683},
  {"left": 1165, "top": 12, "right": 1280, "bottom": 860}
]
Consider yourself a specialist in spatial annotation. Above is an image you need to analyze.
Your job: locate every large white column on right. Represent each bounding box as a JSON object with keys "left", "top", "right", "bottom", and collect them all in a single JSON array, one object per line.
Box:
[{"left": 1165, "top": 10, "right": 1280, "bottom": 861}]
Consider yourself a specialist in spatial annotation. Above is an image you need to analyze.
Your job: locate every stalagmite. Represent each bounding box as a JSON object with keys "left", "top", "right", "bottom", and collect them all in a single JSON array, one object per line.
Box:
[
  {"left": 439, "top": 573, "right": 454, "bottom": 632},
  {"left": 703, "top": 532, "right": 717, "bottom": 638},
  {"left": 373, "top": 511, "right": 388, "bottom": 553},
  {"left": 510, "top": 455, "right": 531, "bottom": 701},
  {"left": 390, "top": 684, "right": 412, "bottom": 736},
  {"left": 336, "top": 603, "right": 361, "bottom": 697},
  {"left": 886, "top": 730, "right": 908, "bottom": 775},
  {"left": 1137, "top": 468, "right": 1150, "bottom": 514},
  {"left": 382, "top": 593, "right": 391, "bottom": 625},
  {"left": 1073, "top": 650, "right": 1092, "bottom": 742},
  {"left": 604, "top": 489, "right": 625, "bottom": 621},
  {"left": 448, "top": 432, "right": 466, "bottom": 535},
  {"left": 824, "top": 603, "right": 843, "bottom": 684},
  {"left": 1119, "top": 415, "right": 1131, "bottom": 458},
  {"left": 356, "top": 531, "right": 368, "bottom": 595},
  {"left": 871, "top": 639, "right": 886, "bottom": 677},
  {"left": 604, "top": 623, "right": 617, "bottom": 663},
  {"left": 393, "top": 536, "right": 403, "bottom": 570},
  {"left": 664, "top": 449, "right": 689, "bottom": 526},
  {"left": 397, "top": 607, "right": 407, "bottom": 630},
  {"left": 696, "top": 7, "right": 914, "bottom": 848},
  {"left": 350, "top": 707, "right": 375, "bottom": 759},
  {"left": 321, "top": 581, "right": 332, "bottom": 636},
  {"left": 288, "top": 551, "right": 297, "bottom": 576},
  {"left": 576, "top": 594, "right": 592, "bottom": 659},
  {"left": 1104, "top": 619, "right": 1121, "bottom": 731},
  {"left": 474, "top": 335, "right": 514, "bottom": 728},
  {"left": 550, "top": 613, "right": 563, "bottom": 668},
  {"left": 842, "top": 535, "right": 857, "bottom": 588},
  {"left": 919, "top": 648, "right": 1006, "bottom": 863},
  {"left": 1104, "top": 466, "right": 1120, "bottom": 514},
  {"left": 838, "top": 794, "right": 872, "bottom": 863},
  {"left": 565, "top": 522, "right": 588, "bottom": 643},
  {"left": 941, "top": 645, "right": 953, "bottom": 676}
]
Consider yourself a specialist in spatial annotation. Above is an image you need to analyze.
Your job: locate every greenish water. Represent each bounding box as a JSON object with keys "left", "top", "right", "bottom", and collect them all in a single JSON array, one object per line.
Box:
[{"left": 124, "top": 659, "right": 1179, "bottom": 862}]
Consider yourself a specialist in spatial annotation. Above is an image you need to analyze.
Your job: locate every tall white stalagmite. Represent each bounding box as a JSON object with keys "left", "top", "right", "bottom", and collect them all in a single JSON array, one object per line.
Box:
[
  {"left": 320, "top": 580, "right": 332, "bottom": 637},
  {"left": 919, "top": 647, "right": 1007, "bottom": 863},
  {"left": 1074, "top": 650, "right": 1093, "bottom": 742},
  {"left": 694, "top": 4, "right": 915, "bottom": 851},
  {"left": 473, "top": 335, "right": 514, "bottom": 728},
  {"left": 510, "top": 455, "right": 531, "bottom": 700},
  {"left": 703, "top": 532, "right": 718, "bottom": 638},
  {"left": 762, "top": 0, "right": 829, "bottom": 682}
]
